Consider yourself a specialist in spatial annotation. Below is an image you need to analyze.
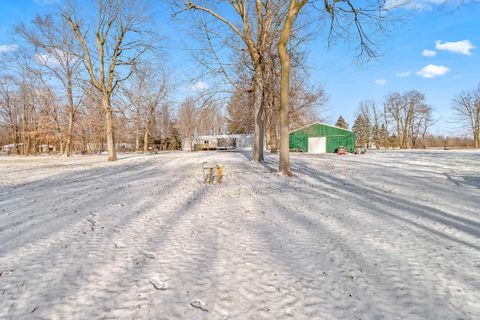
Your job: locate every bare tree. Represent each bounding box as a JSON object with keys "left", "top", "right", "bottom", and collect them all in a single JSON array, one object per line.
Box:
[
  {"left": 452, "top": 85, "right": 480, "bottom": 148},
  {"left": 119, "top": 70, "right": 145, "bottom": 152},
  {"left": 158, "top": 103, "right": 174, "bottom": 150},
  {"left": 0, "top": 59, "right": 67, "bottom": 155},
  {"left": 176, "top": 0, "right": 286, "bottom": 162},
  {"left": 226, "top": 57, "right": 326, "bottom": 140},
  {"left": 288, "top": 72, "right": 327, "bottom": 129},
  {"left": 278, "top": 0, "right": 307, "bottom": 175},
  {"left": 0, "top": 80, "right": 21, "bottom": 154},
  {"left": 196, "top": 100, "right": 225, "bottom": 136},
  {"left": 385, "top": 90, "right": 433, "bottom": 148},
  {"left": 120, "top": 64, "right": 169, "bottom": 152},
  {"left": 177, "top": 97, "right": 197, "bottom": 150},
  {"left": 277, "top": 0, "right": 391, "bottom": 175},
  {"left": 3, "top": 51, "right": 43, "bottom": 155},
  {"left": 227, "top": 87, "right": 255, "bottom": 134},
  {"left": 63, "top": 0, "right": 152, "bottom": 161},
  {"left": 79, "top": 84, "right": 106, "bottom": 153},
  {"left": 17, "top": 14, "right": 83, "bottom": 156}
]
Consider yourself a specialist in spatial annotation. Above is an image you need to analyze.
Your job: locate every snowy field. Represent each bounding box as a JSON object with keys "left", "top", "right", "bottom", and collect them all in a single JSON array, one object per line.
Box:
[{"left": 1, "top": 150, "right": 479, "bottom": 319}]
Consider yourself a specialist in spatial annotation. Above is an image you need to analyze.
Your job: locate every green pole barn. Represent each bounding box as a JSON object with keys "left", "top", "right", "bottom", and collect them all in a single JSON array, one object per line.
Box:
[{"left": 289, "top": 122, "right": 356, "bottom": 153}]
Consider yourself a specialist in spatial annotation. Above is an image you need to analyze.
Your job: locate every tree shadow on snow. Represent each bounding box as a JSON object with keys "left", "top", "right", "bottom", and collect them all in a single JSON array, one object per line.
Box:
[{"left": 290, "top": 160, "right": 480, "bottom": 251}]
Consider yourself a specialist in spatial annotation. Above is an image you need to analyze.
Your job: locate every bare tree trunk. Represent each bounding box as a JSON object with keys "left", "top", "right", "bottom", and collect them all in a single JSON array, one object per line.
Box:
[
  {"left": 269, "top": 115, "right": 278, "bottom": 153},
  {"left": 253, "top": 69, "right": 264, "bottom": 162},
  {"left": 277, "top": 0, "right": 308, "bottom": 175},
  {"left": 265, "top": 50, "right": 277, "bottom": 154},
  {"left": 12, "top": 125, "right": 19, "bottom": 155},
  {"left": 278, "top": 3, "right": 302, "bottom": 176},
  {"left": 65, "top": 1, "right": 150, "bottom": 162},
  {"left": 135, "top": 108, "right": 141, "bottom": 151},
  {"left": 477, "top": 107, "right": 480, "bottom": 148},
  {"left": 65, "top": 109, "right": 74, "bottom": 156},
  {"left": 65, "top": 73, "right": 75, "bottom": 156},
  {"left": 278, "top": 43, "right": 291, "bottom": 175},
  {"left": 144, "top": 129, "right": 149, "bottom": 153},
  {"left": 135, "top": 128, "right": 140, "bottom": 151},
  {"left": 103, "top": 95, "right": 117, "bottom": 161},
  {"left": 22, "top": 100, "right": 27, "bottom": 155},
  {"left": 180, "top": 2, "right": 275, "bottom": 162}
]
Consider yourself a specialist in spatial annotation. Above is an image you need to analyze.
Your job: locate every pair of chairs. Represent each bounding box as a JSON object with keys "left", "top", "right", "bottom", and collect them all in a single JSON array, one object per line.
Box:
[{"left": 202, "top": 162, "right": 224, "bottom": 184}]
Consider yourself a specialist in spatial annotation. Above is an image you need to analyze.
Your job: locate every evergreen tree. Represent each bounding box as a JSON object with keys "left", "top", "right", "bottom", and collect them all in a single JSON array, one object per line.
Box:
[
  {"left": 378, "top": 124, "right": 389, "bottom": 149},
  {"left": 389, "top": 133, "right": 398, "bottom": 149},
  {"left": 352, "top": 115, "right": 370, "bottom": 148},
  {"left": 166, "top": 126, "right": 182, "bottom": 150},
  {"left": 335, "top": 116, "right": 349, "bottom": 129}
]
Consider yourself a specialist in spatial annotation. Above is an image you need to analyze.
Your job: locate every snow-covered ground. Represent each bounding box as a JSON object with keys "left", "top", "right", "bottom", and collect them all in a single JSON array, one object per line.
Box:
[{"left": 1, "top": 150, "right": 479, "bottom": 319}]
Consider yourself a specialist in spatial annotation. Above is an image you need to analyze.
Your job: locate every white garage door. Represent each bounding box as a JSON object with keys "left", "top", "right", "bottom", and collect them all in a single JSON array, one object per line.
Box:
[{"left": 308, "top": 137, "right": 327, "bottom": 154}]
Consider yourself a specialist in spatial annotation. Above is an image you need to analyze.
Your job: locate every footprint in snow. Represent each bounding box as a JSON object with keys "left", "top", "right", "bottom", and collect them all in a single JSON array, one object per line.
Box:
[
  {"left": 190, "top": 299, "right": 208, "bottom": 312},
  {"left": 141, "top": 250, "right": 155, "bottom": 259},
  {"left": 114, "top": 241, "right": 126, "bottom": 248},
  {"left": 87, "top": 218, "right": 97, "bottom": 230},
  {"left": 149, "top": 279, "right": 168, "bottom": 290}
]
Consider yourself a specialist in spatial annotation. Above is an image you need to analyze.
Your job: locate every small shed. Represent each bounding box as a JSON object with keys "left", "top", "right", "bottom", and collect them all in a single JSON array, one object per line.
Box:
[{"left": 289, "top": 122, "right": 356, "bottom": 153}]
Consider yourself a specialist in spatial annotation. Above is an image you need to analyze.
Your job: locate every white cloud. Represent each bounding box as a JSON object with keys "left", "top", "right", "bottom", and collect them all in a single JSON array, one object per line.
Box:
[
  {"left": 35, "top": 53, "right": 60, "bottom": 67},
  {"left": 416, "top": 64, "right": 449, "bottom": 78},
  {"left": 36, "top": 53, "right": 49, "bottom": 65},
  {"left": 0, "top": 44, "right": 18, "bottom": 53},
  {"left": 385, "top": 0, "right": 447, "bottom": 10},
  {"left": 35, "top": 50, "right": 73, "bottom": 67},
  {"left": 385, "top": 0, "right": 472, "bottom": 10},
  {"left": 422, "top": 49, "right": 437, "bottom": 57},
  {"left": 396, "top": 71, "right": 411, "bottom": 77},
  {"left": 190, "top": 81, "right": 208, "bottom": 92},
  {"left": 375, "top": 79, "right": 387, "bottom": 86},
  {"left": 435, "top": 40, "right": 475, "bottom": 55}
]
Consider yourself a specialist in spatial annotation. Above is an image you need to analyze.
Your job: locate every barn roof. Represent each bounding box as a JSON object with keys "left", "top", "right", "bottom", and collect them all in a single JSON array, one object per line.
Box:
[{"left": 289, "top": 122, "right": 354, "bottom": 134}]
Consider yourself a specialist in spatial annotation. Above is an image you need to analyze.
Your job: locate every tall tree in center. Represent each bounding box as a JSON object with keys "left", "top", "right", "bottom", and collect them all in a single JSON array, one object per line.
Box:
[
  {"left": 63, "top": 0, "right": 152, "bottom": 161},
  {"left": 178, "top": 1, "right": 285, "bottom": 162}
]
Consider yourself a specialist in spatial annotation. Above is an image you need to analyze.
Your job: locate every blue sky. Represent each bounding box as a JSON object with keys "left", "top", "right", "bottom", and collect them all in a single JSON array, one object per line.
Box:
[
  {"left": 309, "top": 2, "right": 480, "bottom": 135},
  {"left": 0, "top": 0, "right": 479, "bottom": 135}
]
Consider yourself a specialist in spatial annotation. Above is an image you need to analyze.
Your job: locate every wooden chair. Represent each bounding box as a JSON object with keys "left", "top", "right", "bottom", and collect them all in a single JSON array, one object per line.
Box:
[{"left": 202, "top": 162, "right": 224, "bottom": 184}]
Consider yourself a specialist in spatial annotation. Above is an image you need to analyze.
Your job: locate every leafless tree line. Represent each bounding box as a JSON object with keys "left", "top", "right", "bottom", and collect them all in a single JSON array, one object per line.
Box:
[
  {"left": 1, "top": 0, "right": 476, "bottom": 174},
  {"left": 349, "top": 86, "right": 480, "bottom": 150},
  {"left": 452, "top": 85, "right": 480, "bottom": 148},
  {"left": 176, "top": 97, "right": 226, "bottom": 150},
  {"left": 384, "top": 91, "right": 434, "bottom": 149},
  {"left": 351, "top": 92, "right": 434, "bottom": 150},
  {"left": 0, "top": 0, "right": 177, "bottom": 156}
]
